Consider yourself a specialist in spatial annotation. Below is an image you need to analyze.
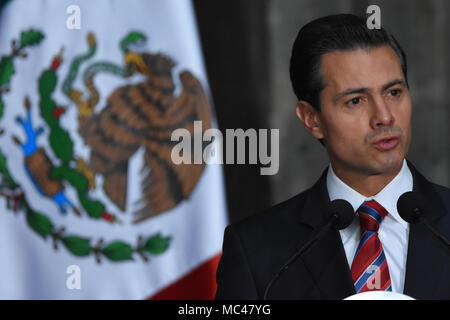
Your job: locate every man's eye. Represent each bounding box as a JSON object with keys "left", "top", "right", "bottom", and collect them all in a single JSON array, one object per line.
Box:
[
  {"left": 347, "top": 97, "right": 361, "bottom": 106},
  {"left": 389, "top": 89, "right": 401, "bottom": 97}
]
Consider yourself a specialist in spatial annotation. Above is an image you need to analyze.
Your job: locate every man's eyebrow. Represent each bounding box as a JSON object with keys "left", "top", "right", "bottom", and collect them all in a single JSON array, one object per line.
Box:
[
  {"left": 334, "top": 79, "right": 407, "bottom": 103},
  {"left": 334, "top": 87, "right": 368, "bottom": 103},
  {"left": 382, "top": 79, "right": 406, "bottom": 91}
]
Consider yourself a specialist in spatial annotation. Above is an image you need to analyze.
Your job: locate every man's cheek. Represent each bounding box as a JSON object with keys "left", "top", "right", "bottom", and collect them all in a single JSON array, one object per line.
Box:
[{"left": 331, "top": 132, "right": 356, "bottom": 156}]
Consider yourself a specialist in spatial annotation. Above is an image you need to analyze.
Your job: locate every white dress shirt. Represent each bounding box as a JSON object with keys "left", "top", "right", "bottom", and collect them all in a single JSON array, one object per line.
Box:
[{"left": 326, "top": 159, "right": 412, "bottom": 293}]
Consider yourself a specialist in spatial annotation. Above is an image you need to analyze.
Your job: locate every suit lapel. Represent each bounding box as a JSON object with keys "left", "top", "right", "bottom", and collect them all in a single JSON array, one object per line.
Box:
[
  {"left": 296, "top": 168, "right": 355, "bottom": 299},
  {"left": 299, "top": 229, "right": 356, "bottom": 299},
  {"left": 403, "top": 161, "right": 450, "bottom": 299}
]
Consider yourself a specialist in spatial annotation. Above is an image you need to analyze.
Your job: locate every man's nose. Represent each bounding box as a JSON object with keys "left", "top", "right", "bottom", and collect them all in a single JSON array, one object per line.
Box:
[{"left": 369, "top": 96, "right": 394, "bottom": 128}]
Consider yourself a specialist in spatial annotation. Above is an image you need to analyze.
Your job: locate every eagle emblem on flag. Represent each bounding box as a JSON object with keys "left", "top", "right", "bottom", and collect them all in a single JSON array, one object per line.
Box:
[{"left": 0, "top": 29, "right": 211, "bottom": 263}]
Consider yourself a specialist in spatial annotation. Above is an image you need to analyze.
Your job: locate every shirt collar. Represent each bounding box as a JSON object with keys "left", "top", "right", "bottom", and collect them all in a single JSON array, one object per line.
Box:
[{"left": 326, "top": 159, "right": 412, "bottom": 231}]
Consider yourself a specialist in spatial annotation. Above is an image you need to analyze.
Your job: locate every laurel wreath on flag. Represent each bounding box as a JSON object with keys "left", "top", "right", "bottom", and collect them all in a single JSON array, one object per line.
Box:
[{"left": 0, "top": 29, "right": 171, "bottom": 263}]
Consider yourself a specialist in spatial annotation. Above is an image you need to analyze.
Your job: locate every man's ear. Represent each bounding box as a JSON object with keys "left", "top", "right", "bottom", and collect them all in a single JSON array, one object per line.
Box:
[{"left": 296, "top": 100, "right": 324, "bottom": 140}]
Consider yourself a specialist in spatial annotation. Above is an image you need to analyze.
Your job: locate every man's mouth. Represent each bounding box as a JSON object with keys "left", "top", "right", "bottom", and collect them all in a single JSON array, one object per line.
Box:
[{"left": 372, "top": 135, "right": 400, "bottom": 151}]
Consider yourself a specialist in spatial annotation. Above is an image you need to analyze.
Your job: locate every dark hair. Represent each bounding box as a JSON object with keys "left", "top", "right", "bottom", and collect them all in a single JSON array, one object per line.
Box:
[{"left": 289, "top": 14, "right": 408, "bottom": 110}]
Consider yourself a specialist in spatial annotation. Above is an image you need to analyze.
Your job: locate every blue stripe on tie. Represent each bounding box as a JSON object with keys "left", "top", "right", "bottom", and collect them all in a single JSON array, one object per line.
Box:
[
  {"left": 359, "top": 205, "right": 383, "bottom": 225},
  {"left": 355, "top": 251, "right": 383, "bottom": 292},
  {"left": 354, "top": 250, "right": 386, "bottom": 293},
  {"left": 354, "top": 231, "right": 376, "bottom": 257},
  {"left": 386, "top": 285, "right": 392, "bottom": 292},
  {"left": 371, "top": 250, "right": 387, "bottom": 268}
]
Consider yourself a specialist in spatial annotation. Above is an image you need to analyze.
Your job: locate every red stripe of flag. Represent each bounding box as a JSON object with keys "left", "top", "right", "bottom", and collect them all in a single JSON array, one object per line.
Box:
[{"left": 148, "top": 253, "right": 221, "bottom": 300}]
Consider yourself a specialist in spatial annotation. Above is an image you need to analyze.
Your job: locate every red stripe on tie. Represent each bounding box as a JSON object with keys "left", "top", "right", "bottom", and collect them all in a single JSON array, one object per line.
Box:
[
  {"left": 381, "top": 279, "right": 392, "bottom": 291},
  {"left": 364, "top": 200, "right": 389, "bottom": 219},
  {"left": 351, "top": 236, "right": 381, "bottom": 282},
  {"left": 359, "top": 212, "right": 380, "bottom": 231},
  {"left": 358, "top": 260, "right": 391, "bottom": 293}
]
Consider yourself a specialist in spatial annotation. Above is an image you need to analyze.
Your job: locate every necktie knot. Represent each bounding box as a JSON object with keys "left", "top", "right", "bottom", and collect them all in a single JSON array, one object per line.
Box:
[{"left": 357, "top": 200, "right": 389, "bottom": 234}]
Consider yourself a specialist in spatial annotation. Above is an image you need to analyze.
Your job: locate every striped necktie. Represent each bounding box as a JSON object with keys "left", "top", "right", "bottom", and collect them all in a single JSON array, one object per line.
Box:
[{"left": 350, "top": 200, "right": 392, "bottom": 293}]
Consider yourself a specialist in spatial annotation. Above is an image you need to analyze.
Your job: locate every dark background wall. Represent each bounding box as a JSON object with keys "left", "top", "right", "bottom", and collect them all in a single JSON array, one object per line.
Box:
[{"left": 194, "top": 0, "right": 450, "bottom": 224}]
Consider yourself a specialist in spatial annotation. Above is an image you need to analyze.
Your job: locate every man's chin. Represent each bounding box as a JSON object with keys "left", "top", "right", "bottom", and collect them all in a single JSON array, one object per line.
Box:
[{"left": 369, "top": 155, "right": 404, "bottom": 175}]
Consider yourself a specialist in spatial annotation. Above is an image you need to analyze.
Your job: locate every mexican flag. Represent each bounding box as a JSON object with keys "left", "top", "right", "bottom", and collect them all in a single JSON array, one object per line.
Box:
[{"left": 0, "top": 0, "right": 227, "bottom": 299}]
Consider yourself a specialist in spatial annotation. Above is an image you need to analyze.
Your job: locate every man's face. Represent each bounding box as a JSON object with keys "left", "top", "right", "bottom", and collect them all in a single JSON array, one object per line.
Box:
[{"left": 311, "top": 45, "right": 412, "bottom": 177}]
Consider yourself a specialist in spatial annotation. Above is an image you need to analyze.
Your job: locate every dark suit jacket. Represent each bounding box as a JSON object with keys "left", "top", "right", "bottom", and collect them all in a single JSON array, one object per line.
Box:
[{"left": 215, "top": 161, "right": 450, "bottom": 299}]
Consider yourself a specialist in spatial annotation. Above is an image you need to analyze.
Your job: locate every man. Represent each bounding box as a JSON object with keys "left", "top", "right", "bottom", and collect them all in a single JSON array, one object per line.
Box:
[{"left": 215, "top": 14, "right": 450, "bottom": 299}]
